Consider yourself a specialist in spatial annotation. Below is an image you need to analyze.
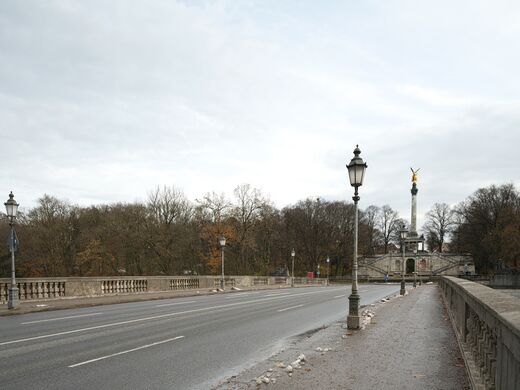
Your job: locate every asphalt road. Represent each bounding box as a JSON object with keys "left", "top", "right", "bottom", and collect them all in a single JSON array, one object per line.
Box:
[{"left": 0, "top": 284, "right": 399, "bottom": 389}]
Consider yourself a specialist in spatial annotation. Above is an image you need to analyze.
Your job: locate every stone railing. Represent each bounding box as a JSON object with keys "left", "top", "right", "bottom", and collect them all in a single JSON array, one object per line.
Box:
[
  {"left": 0, "top": 275, "right": 326, "bottom": 303},
  {"left": 293, "top": 277, "right": 327, "bottom": 285},
  {"left": 439, "top": 276, "right": 520, "bottom": 389},
  {"left": 254, "top": 277, "right": 269, "bottom": 286},
  {"left": 1, "top": 279, "right": 67, "bottom": 301},
  {"left": 489, "top": 274, "right": 520, "bottom": 289}
]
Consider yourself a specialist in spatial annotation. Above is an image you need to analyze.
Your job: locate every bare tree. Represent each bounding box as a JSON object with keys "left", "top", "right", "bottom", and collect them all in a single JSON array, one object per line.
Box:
[
  {"left": 146, "top": 186, "right": 195, "bottom": 274},
  {"left": 377, "top": 205, "right": 400, "bottom": 254},
  {"left": 452, "top": 184, "right": 520, "bottom": 272},
  {"left": 196, "top": 192, "right": 232, "bottom": 274},
  {"left": 423, "top": 202, "right": 455, "bottom": 252},
  {"left": 360, "top": 205, "right": 381, "bottom": 255},
  {"left": 230, "top": 184, "right": 270, "bottom": 274}
]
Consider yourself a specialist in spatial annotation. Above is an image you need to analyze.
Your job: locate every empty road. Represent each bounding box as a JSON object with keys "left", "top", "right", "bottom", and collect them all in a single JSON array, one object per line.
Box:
[{"left": 0, "top": 284, "right": 399, "bottom": 389}]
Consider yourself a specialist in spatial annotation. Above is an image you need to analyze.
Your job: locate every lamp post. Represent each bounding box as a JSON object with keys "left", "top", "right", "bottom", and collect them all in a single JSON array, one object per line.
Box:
[
  {"left": 400, "top": 225, "right": 408, "bottom": 296},
  {"left": 219, "top": 235, "right": 226, "bottom": 290},
  {"left": 346, "top": 145, "right": 367, "bottom": 330},
  {"left": 5, "top": 192, "right": 19, "bottom": 309},
  {"left": 326, "top": 256, "right": 330, "bottom": 286},
  {"left": 291, "top": 248, "right": 295, "bottom": 287}
]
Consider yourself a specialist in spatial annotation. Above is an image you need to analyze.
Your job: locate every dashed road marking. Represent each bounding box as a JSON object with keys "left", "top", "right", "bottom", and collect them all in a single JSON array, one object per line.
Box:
[
  {"left": 21, "top": 313, "right": 103, "bottom": 325},
  {"left": 155, "top": 300, "right": 197, "bottom": 307},
  {"left": 277, "top": 304, "right": 304, "bottom": 312},
  {"left": 69, "top": 336, "right": 184, "bottom": 367}
]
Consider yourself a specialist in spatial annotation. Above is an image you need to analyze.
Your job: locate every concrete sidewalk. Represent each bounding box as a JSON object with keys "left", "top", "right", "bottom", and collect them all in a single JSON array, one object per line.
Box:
[
  {"left": 0, "top": 289, "right": 215, "bottom": 316},
  {"left": 217, "top": 284, "right": 469, "bottom": 390}
]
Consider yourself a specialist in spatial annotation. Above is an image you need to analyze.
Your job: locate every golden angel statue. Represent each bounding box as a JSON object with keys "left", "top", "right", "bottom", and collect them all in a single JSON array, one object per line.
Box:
[{"left": 410, "top": 167, "right": 420, "bottom": 183}]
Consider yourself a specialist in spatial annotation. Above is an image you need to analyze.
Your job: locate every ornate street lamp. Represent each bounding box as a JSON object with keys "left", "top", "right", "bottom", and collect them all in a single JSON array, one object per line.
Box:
[
  {"left": 5, "top": 192, "right": 19, "bottom": 309},
  {"left": 346, "top": 145, "right": 367, "bottom": 329},
  {"left": 400, "top": 225, "right": 408, "bottom": 296},
  {"left": 291, "top": 248, "right": 295, "bottom": 287},
  {"left": 219, "top": 235, "right": 226, "bottom": 290},
  {"left": 326, "top": 256, "right": 330, "bottom": 286}
]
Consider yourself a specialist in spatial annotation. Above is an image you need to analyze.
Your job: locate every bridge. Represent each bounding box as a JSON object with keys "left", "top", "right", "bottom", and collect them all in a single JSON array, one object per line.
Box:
[{"left": 0, "top": 275, "right": 519, "bottom": 389}]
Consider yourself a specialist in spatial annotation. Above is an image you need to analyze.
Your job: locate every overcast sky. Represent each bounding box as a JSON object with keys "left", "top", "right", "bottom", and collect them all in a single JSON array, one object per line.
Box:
[{"left": 1, "top": 0, "right": 519, "bottom": 228}]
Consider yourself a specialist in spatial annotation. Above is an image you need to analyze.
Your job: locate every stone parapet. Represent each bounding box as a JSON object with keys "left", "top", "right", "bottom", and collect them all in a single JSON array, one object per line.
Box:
[
  {"left": 490, "top": 274, "right": 520, "bottom": 289},
  {"left": 439, "top": 276, "right": 520, "bottom": 390},
  {"left": 0, "top": 275, "right": 327, "bottom": 303}
]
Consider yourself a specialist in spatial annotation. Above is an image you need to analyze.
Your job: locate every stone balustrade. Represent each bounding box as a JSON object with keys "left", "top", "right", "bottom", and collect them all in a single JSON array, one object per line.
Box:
[
  {"left": 1, "top": 279, "right": 67, "bottom": 301},
  {"left": 0, "top": 275, "right": 327, "bottom": 304},
  {"left": 254, "top": 277, "right": 268, "bottom": 286},
  {"left": 439, "top": 276, "right": 520, "bottom": 390},
  {"left": 293, "top": 277, "right": 327, "bottom": 285}
]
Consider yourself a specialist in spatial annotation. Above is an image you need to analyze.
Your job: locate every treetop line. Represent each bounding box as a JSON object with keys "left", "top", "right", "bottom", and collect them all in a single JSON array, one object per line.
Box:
[{"left": 1, "top": 178, "right": 518, "bottom": 277}]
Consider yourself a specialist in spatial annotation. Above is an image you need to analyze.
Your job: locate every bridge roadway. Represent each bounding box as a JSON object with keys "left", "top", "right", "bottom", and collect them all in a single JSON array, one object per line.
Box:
[{"left": 0, "top": 284, "right": 399, "bottom": 389}]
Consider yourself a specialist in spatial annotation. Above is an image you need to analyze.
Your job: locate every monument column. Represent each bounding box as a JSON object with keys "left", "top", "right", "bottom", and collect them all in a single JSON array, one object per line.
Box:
[
  {"left": 409, "top": 168, "right": 420, "bottom": 238},
  {"left": 410, "top": 181, "right": 418, "bottom": 237},
  {"left": 409, "top": 168, "right": 421, "bottom": 254}
]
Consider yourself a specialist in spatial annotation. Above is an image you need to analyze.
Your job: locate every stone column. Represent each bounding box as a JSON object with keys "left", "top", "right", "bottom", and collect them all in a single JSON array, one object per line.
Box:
[{"left": 410, "top": 182, "right": 418, "bottom": 236}]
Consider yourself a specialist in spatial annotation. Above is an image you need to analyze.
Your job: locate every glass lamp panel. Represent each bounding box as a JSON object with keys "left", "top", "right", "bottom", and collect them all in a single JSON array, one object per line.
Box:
[
  {"left": 357, "top": 165, "right": 366, "bottom": 186},
  {"left": 219, "top": 236, "right": 226, "bottom": 247},
  {"left": 5, "top": 203, "right": 13, "bottom": 216},
  {"left": 5, "top": 202, "right": 18, "bottom": 217},
  {"left": 347, "top": 165, "right": 356, "bottom": 186}
]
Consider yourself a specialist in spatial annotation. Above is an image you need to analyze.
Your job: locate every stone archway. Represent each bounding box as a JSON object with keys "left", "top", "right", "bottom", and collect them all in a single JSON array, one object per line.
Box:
[{"left": 406, "top": 258, "right": 415, "bottom": 274}]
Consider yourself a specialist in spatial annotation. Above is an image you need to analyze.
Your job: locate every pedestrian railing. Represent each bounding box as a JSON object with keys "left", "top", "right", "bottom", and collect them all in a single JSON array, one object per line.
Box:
[
  {"left": 1, "top": 275, "right": 328, "bottom": 304},
  {"left": 439, "top": 276, "right": 520, "bottom": 389},
  {"left": 101, "top": 279, "right": 148, "bottom": 294},
  {"left": 1, "top": 280, "right": 66, "bottom": 302},
  {"left": 254, "top": 277, "right": 268, "bottom": 286},
  {"left": 293, "top": 277, "right": 326, "bottom": 285},
  {"left": 170, "top": 278, "right": 199, "bottom": 290}
]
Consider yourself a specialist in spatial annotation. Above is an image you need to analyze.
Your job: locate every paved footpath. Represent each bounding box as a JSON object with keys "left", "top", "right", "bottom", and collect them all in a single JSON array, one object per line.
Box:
[
  {"left": 217, "top": 284, "right": 469, "bottom": 390},
  {"left": 0, "top": 285, "right": 314, "bottom": 316},
  {"left": 0, "top": 287, "right": 251, "bottom": 316}
]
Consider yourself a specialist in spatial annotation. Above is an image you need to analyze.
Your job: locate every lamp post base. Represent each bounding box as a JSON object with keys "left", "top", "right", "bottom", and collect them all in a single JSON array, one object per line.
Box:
[
  {"left": 400, "top": 280, "right": 406, "bottom": 296},
  {"left": 347, "top": 293, "right": 360, "bottom": 329},
  {"left": 8, "top": 287, "right": 19, "bottom": 309}
]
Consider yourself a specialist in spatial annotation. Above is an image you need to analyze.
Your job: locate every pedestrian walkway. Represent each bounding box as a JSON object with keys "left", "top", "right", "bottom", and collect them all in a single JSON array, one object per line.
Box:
[
  {"left": 0, "top": 289, "right": 213, "bottom": 316},
  {"left": 219, "top": 284, "right": 469, "bottom": 390},
  {"left": 0, "top": 285, "right": 292, "bottom": 316}
]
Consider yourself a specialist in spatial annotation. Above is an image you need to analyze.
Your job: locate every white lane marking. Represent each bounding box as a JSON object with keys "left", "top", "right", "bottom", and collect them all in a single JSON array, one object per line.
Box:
[
  {"left": 225, "top": 293, "right": 255, "bottom": 299},
  {"left": 68, "top": 336, "right": 184, "bottom": 368},
  {"left": 265, "top": 293, "right": 291, "bottom": 297},
  {"left": 21, "top": 313, "right": 103, "bottom": 325},
  {"left": 359, "top": 290, "right": 369, "bottom": 293},
  {"left": 333, "top": 294, "right": 346, "bottom": 299},
  {"left": 0, "top": 287, "right": 345, "bottom": 347},
  {"left": 277, "top": 304, "right": 304, "bottom": 312},
  {"left": 155, "top": 300, "right": 197, "bottom": 307}
]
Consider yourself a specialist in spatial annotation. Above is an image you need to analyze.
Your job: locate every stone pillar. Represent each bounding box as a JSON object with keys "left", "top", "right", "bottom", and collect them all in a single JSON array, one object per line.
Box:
[{"left": 410, "top": 182, "right": 418, "bottom": 236}]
